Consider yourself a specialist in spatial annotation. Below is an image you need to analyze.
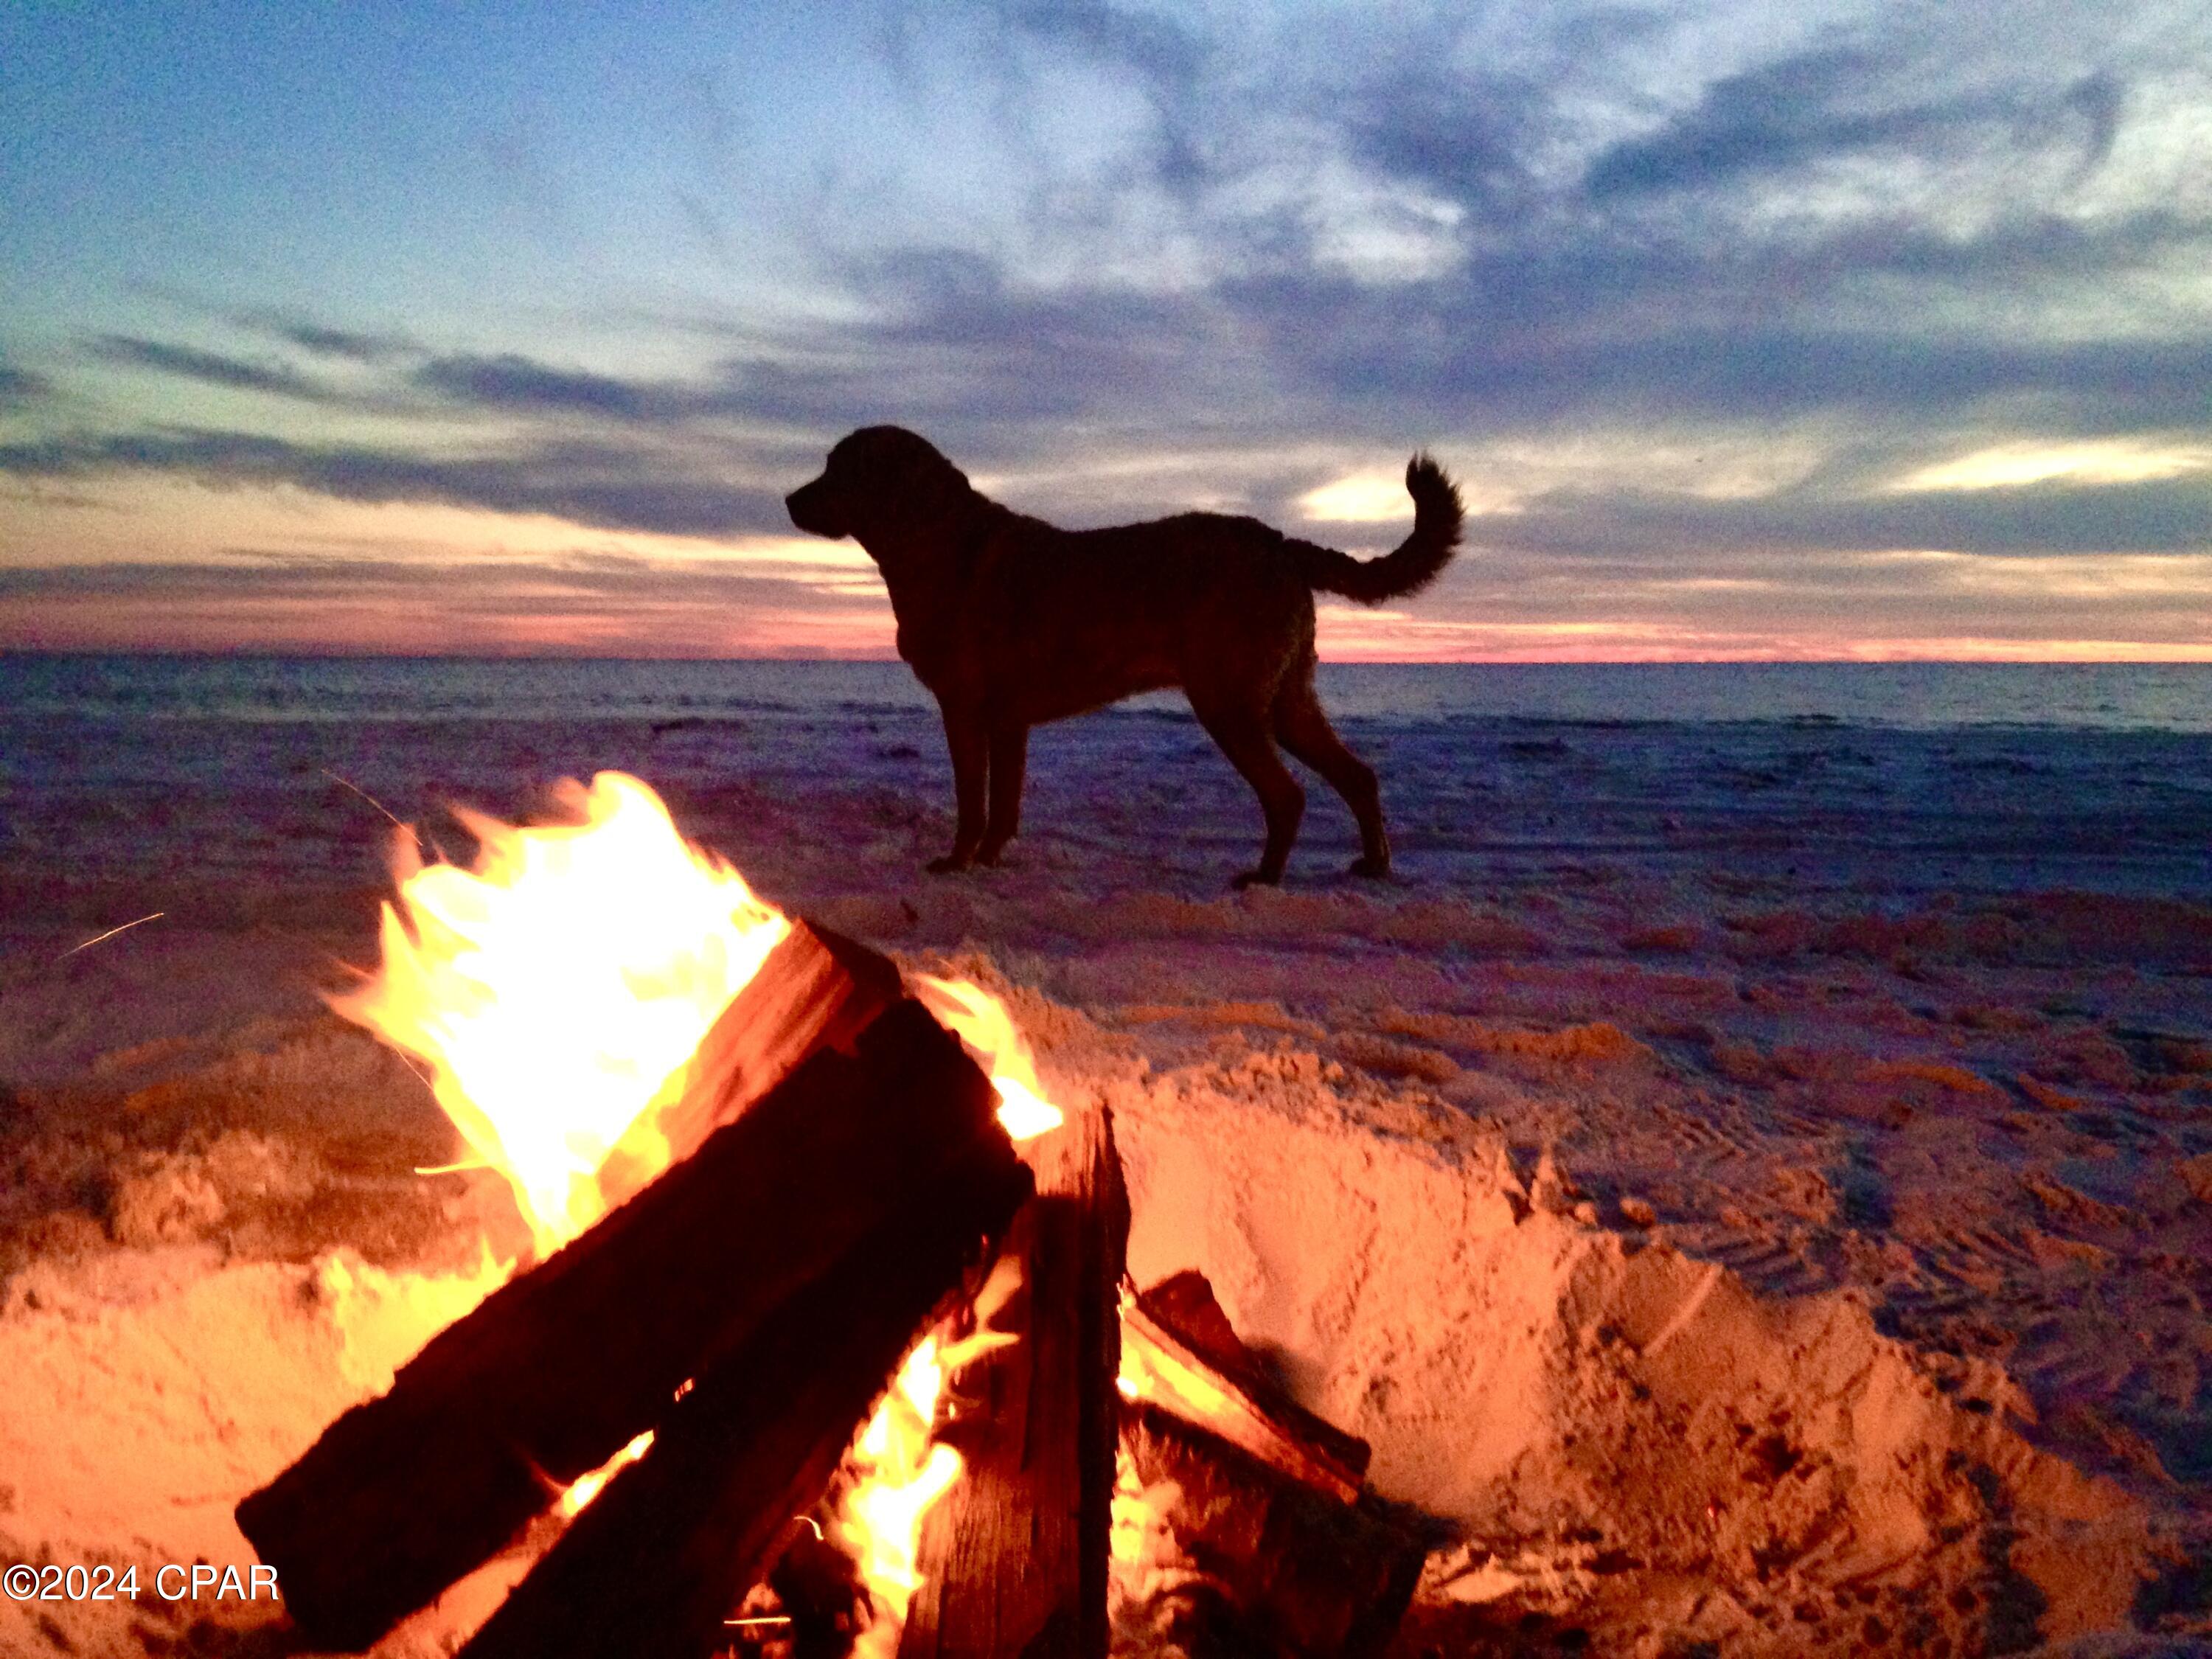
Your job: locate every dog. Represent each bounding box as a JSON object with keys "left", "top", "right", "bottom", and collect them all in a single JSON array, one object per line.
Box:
[{"left": 786, "top": 426, "right": 1463, "bottom": 886}]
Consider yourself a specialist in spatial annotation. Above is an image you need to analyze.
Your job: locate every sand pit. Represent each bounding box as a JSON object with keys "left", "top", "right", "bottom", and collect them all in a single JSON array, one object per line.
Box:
[
  {"left": 0, "top": 977, "right": 2183, "bottom": 1659},
  {"left": 1116, "top": 1068, "right": 2150, "bottom": 1655}
]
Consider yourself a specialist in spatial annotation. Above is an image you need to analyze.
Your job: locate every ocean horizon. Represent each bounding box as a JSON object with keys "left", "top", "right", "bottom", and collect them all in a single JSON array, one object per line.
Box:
[{"left": 6, "top": 652, "right": 2212, "bottom": 734}]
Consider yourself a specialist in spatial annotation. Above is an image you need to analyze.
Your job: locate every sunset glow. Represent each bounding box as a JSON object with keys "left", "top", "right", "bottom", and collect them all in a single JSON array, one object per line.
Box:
[{"left": 1, "top": 5, "right": 2205, "bottom": 661}]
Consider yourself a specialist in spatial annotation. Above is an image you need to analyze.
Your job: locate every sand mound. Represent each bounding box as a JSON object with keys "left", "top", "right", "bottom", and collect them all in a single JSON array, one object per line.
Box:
[{"left": 942, "top": 966, "right": 2166, "bottom": 1659}]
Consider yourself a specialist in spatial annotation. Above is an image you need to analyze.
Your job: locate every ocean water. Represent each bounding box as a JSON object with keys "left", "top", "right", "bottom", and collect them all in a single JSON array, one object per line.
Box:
[
  {"left": 3, "top": 653, "right": 2208, "bottom": 902},
  {"left": 3, "top": 654, "right": 2211, "bottom": 732}
]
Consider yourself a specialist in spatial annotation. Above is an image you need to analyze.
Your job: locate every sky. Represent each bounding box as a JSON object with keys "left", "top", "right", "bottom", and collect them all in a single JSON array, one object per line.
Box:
[{"left": 1, "top": 0, "right": 2208, "bottom": 661}]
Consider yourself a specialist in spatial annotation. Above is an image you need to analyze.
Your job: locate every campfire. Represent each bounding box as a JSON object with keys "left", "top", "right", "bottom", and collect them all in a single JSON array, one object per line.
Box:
[{"left": 234, "top": 774, "right": 1423, "bottom": 1658}]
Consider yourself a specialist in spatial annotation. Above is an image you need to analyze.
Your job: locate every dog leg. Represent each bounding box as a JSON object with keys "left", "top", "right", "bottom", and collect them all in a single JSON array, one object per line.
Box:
[
  {"left": 929, "top": 707, "right": 989, "bottom": 872},
  {"left": 977, "top": 723, "right": 1029, "bottom": 867},
  {"left": 1192, "top": 700, "right": 1304, "bottom": 887},
  {"left": 1273, "top": 682, "right": 1391, "bottom": 878}
]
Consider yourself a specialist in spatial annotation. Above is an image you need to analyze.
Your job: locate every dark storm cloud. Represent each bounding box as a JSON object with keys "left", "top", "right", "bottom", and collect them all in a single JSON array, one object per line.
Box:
[
  {"left": 10, "top": 278, "right": 2206, "bottom": 563},
  {"left": 0, "top": 428, "right": 790, "bottom": 539},
  {"left": 87, "top": 315, "right": 673, "bottom": 427},
  {"left": 83, "top": 294, "right": 1196, "bottom": 461},
  {"left": 1795, "top": 205, "right": 2202, "bottom": 288},
  {"left": 88, "top": 335, "right": 339, "bottom": 403},
  {"left": 825, "top": 251, "right": 1217, "bottom": 440},
  {"left": 349, "top": 204, "right": 2208, "bottom": 466},
  {"left": 1002, "top": 0, "right": 1206, "bottom": 91}
]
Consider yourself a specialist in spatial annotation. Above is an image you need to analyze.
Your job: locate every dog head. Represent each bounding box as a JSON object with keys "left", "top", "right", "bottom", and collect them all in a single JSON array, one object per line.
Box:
[{"left": 785, "top": 426, "right": 974, "bottom": 550}]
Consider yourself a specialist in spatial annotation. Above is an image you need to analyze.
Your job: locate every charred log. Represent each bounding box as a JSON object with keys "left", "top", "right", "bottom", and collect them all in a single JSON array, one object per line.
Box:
[
  {"left": 240, "top": 971, "right": 1000, "bottom": 1651},
  {"left": 1113, "top": 1410, "right": 1425, "bottom": 1659},
  {"left": 1111, "top": 1276, "right": 1425, "bottom": 1659},
  {"left": 897, "top": 1102, "right": 1130, "bottom": 1659},
  {"left": 458, "top": 1151, "right": 1034, "bottom": 1659},
  {"left": 1119, "top": 1274, "right": 1366, "bottom": 1506}
]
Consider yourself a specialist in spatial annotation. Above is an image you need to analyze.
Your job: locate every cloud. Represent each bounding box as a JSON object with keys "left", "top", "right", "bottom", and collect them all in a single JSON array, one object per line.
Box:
[
  {"left": 1221, "top": 255, "right": 2212, "bottom": 433},
  {"left": 1338, "top": 46, "right": 1547, "bottom": 222},
  {"left": 416, "top": 353, "right": 654, "bottom": 420},
  {"left": 88, "top": 335, "right": 340, "bottom": 403},
  {"left": 1298, "top": 469, "right": 1423, "bottom": 524},
  {"left": 0, "top": 547, "right": 895, "bottom": 655},
  {"left": 1583, "top": 46, "right": 2121, "bottom": 199},
  {"left": 0, "top": 364, "right": 51, "bottom": 408},
  {"left": 1002, "top": 0, "right": 1207, "bottom": 92},
  {"left": 0, "top": 550, "right": 886, "bottom": 613},
  {"left": 1891, "top": 439, "right": 2211, "bottom": 493},
  {"left": 0, "top": 428, "right": 793, "bottom": 540},
  {"left": 996, "top": 0, "right": 1213, "bottom": 189},
  {"left": 1484, "top": 471, "right": 2212, "bottom": 561},
  {"left": 13, "top": 290, "right": 2208, "bottom": 571},
  {"left": 271, "top": 321, "right": 407, "bottom": 361},
  {"left": 7, "top": 0, "right": 2205, "bottom": 655}
]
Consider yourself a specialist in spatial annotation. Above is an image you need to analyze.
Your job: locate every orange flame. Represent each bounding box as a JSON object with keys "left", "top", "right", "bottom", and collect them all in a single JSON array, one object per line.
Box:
[
  {"left": 559, "top": 1429, "right": 655, "bottom": 1517},
  {"left": 832, "top": 1254, "right": 1023, "bottom": 1655},
  {"left": 913, "top": 975, "right": 1064, "bottom": 1141},
  {"left": 836, "top": 1336, "right": 964, "bottom": 1657},
  {"left": 332, "top": 771, "right": 790, "bottom": 1256},
  {"left": 330, "top": 771, "right": 1063, "bottom": 1568}
]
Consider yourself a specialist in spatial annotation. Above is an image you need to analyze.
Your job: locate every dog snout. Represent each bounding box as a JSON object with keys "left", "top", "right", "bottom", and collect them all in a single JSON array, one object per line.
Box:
[{"left": 785, "top": 476, "right": 844, "bottom": 538}]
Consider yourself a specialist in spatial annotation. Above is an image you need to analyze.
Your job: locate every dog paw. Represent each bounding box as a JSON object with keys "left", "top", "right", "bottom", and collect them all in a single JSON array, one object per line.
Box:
[
  {"left": 925, "top": 855, "right": 972, "bottom": 874},
  {"left": 1347, "top": 855, "right": 1393, "bottom": 880},
  {"left": 1230, "top": 869, "right": 1281, "bottom": 890}
]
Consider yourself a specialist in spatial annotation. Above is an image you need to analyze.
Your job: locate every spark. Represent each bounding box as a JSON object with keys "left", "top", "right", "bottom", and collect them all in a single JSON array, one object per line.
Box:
[
  {"left": 56, "top": 912, "right": 164, "bottom": 961},
  {"left": 413, "top": 1157, "right": 495, "bottom": 1175},
  {"left": 321, "top": 768, "right": 420, "bottom": 844}
]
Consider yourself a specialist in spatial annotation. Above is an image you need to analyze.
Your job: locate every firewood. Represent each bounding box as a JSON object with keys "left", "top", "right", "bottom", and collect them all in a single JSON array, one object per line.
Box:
[
  {"left": 897, "top": 1102, "right": 1130, "bottom": 1659},
  {"left": 597, "top": 919, "right": 904, "bottom": 1208},
  {"left": 1115, "top": 1407, "right": 1425, "bottom": 1659},
  {"left": 1113, "top": 1273, "right": 1424, "bottom": 1659},
  {"left": 458, "top": 1150, "right": 1034, "bottom": 1659},
  {"left": 240, "top": 987, "right": 1004, "bottom": 1651},
  {"left": 1118, "top": 1272, "right": 1367, "bottom": 1505}
]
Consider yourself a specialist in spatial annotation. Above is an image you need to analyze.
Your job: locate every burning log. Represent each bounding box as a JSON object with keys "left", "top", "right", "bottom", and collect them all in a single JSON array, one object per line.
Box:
[
  {"left": 596, "top": 920, "right": 903, "bottom": 1208},
  {"left": 239, "top": 969, "right": 1003, "bottom": 1651},
  {"left": 1118, "top": 1274, "right": 1368, "bottom": 1506},
  {"left": 1112, "top": 1275, "right": 1427, "bottom": 1659},
  {"left": 458, "top": 1152, "right": 1034, "bottom": 1659},
  {"left": 897, "top": 1102, "right": 1130, "bottom": 1659}
]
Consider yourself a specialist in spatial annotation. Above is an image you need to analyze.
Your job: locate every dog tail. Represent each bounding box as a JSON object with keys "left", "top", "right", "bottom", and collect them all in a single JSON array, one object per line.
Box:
[{"left": 1288, "top": 453, "right": 1464, "bottom": 604}]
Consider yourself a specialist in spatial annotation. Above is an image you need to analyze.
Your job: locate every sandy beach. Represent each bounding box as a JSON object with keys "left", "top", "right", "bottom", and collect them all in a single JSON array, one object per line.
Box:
[
  {"left": 2, "top": 662, "right": 2209, "bottom": 1658},
  {"left": 10, "top": 0, "right": 2212, "bottom": 1645}
]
